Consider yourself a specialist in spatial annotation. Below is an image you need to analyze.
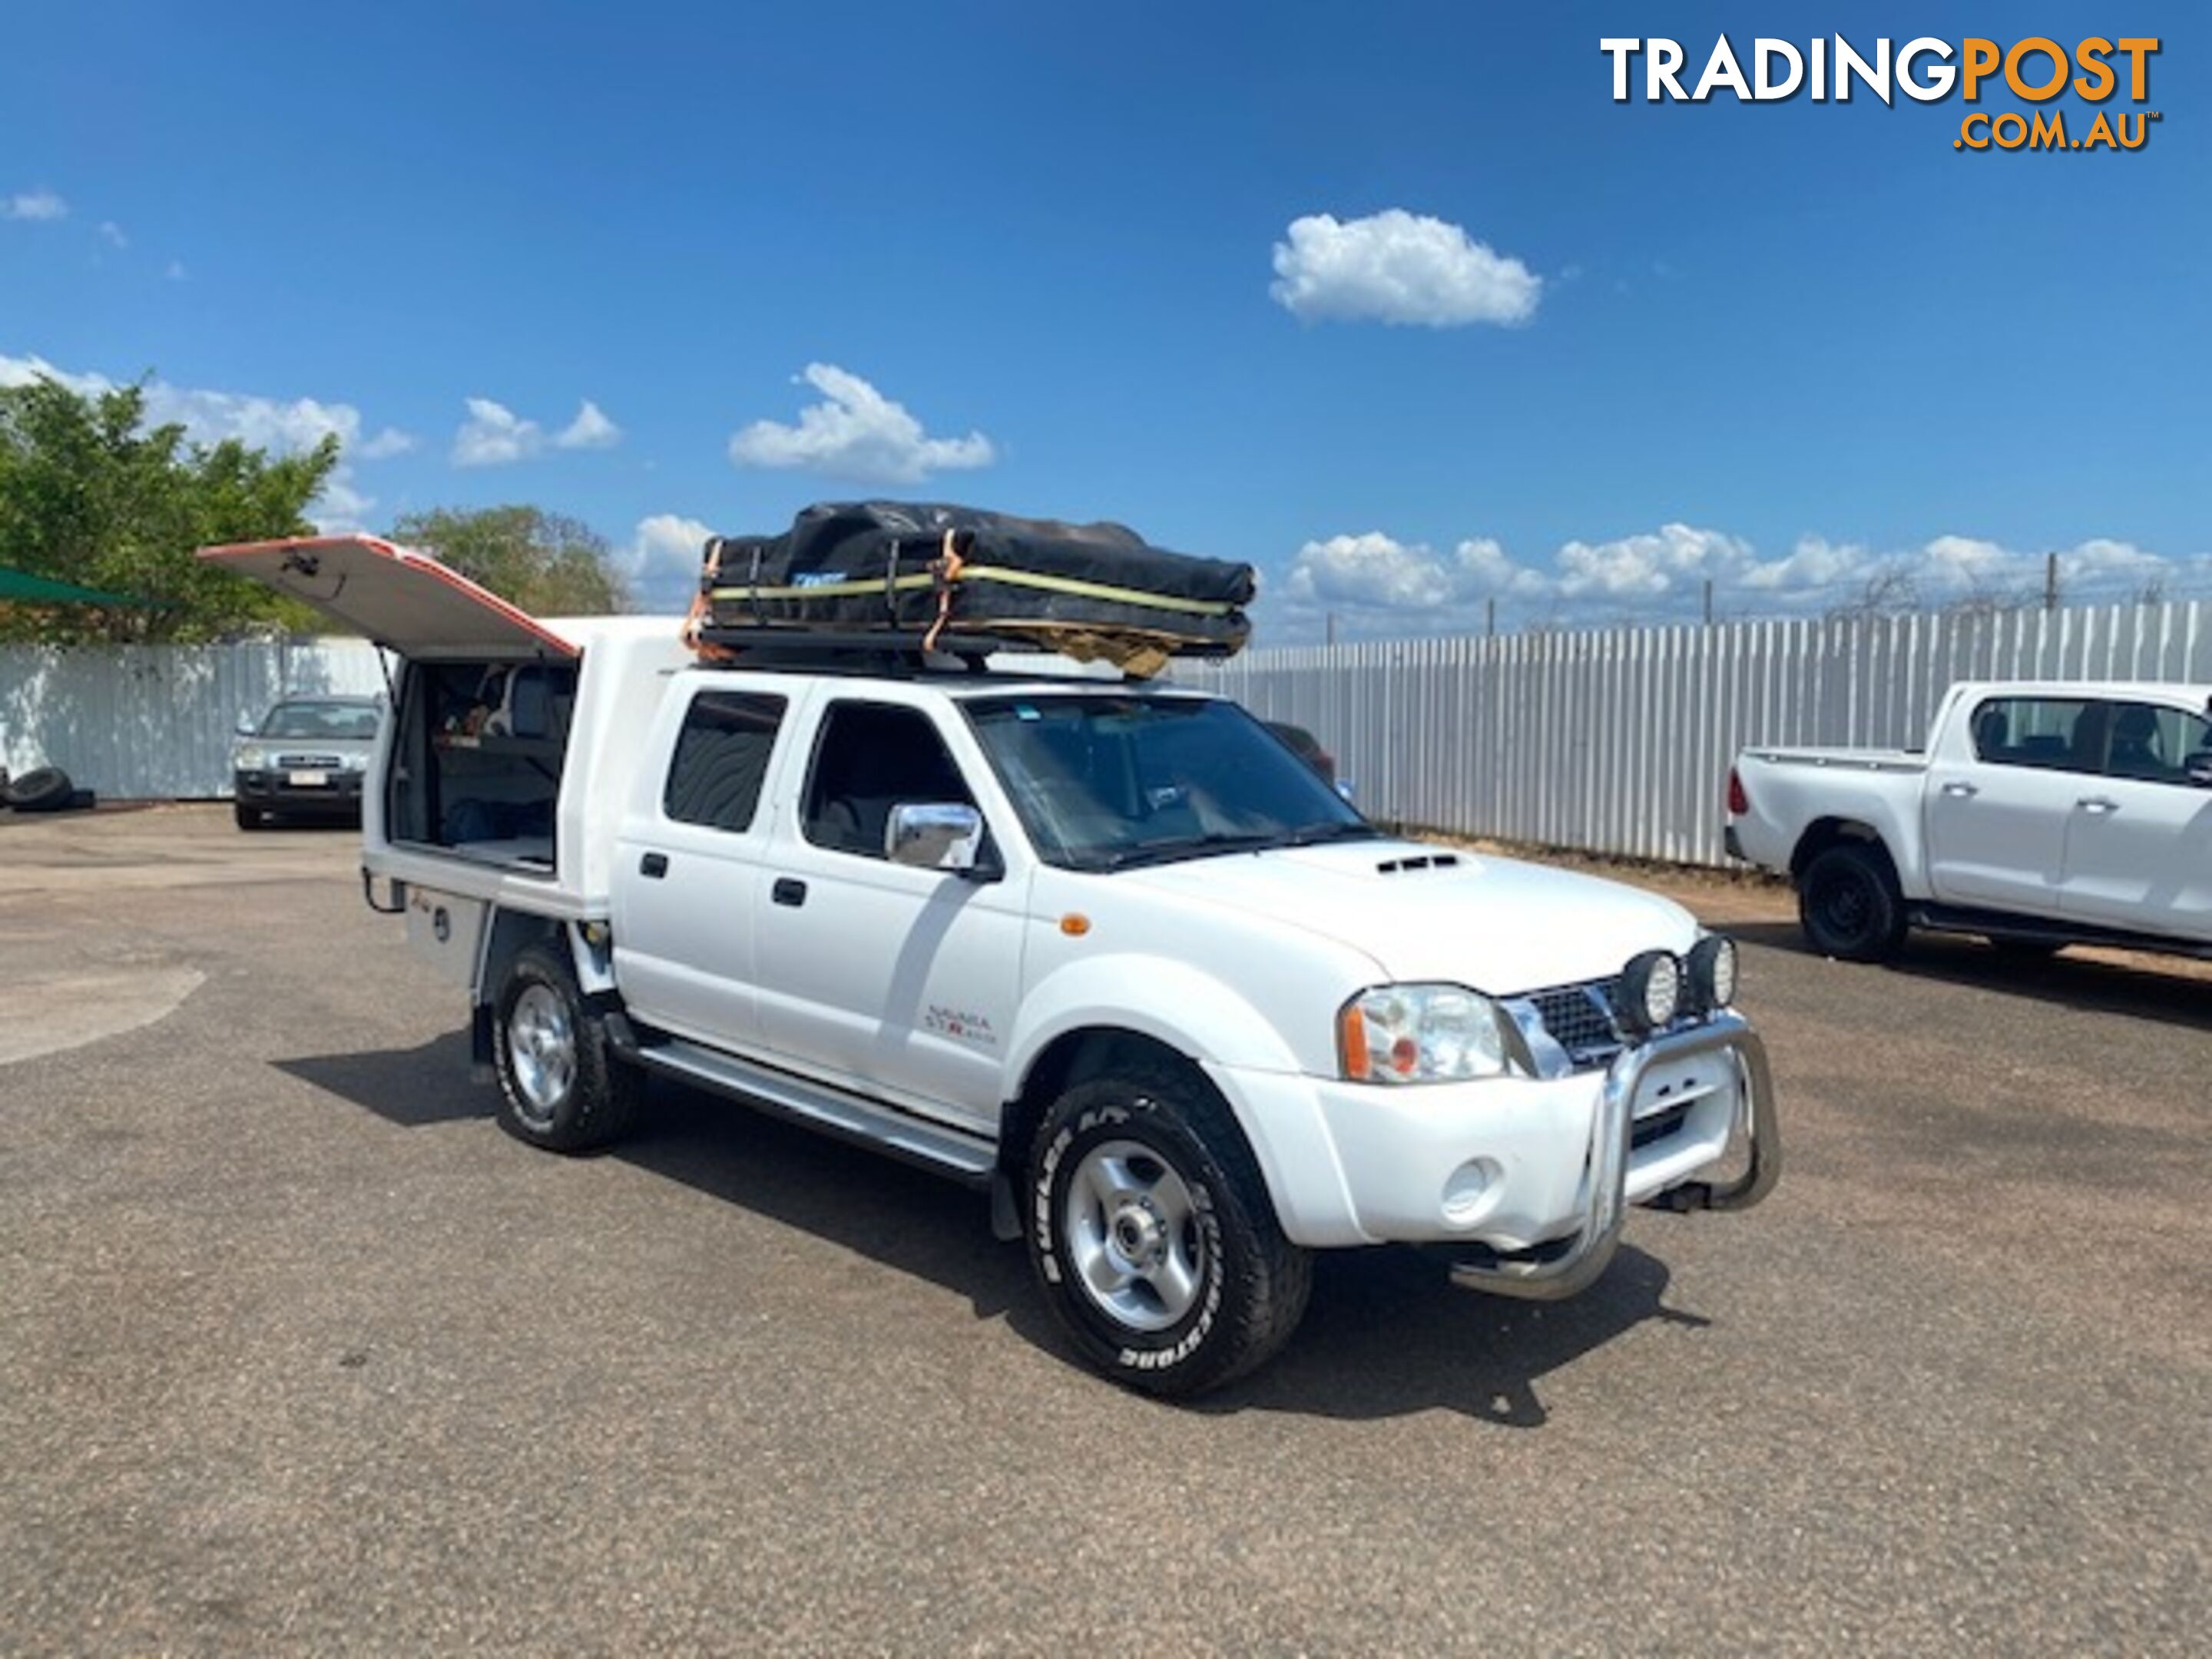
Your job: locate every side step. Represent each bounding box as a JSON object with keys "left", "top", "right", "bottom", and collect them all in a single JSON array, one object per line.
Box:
[
  {"left": 616, "top": 1027, "right": 998, "bottom": 1187},
  {"left": 1907, "top": 902, "right": 2212, "bottom": 962}
]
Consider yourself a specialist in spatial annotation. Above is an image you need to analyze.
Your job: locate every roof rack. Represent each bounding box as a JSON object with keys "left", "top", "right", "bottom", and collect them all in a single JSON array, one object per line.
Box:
[{"left": 689, "top": 624, "right": 1079, "bottom": 677}]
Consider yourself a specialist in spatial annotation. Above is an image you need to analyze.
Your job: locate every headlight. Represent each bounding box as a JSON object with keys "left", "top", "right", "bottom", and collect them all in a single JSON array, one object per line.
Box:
[
  {"left": 1618, "top": 950, "right": 1682, "bottom": 1035},
  {"left": 235, "top": 745, "right": 267, "bottom": 770},
  {"left": 1686, "top": 935, "right": 1738, "bottom": 1011},
  {"left": 342, "top": 752, "right": 369, "bottom": 773},
  {"left": 1340, "top": 983, "right": 1516, "bottom": 1084}
]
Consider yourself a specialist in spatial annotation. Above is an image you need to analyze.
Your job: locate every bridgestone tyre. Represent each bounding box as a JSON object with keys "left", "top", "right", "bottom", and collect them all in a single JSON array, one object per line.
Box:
[
  {"left": 1799, "top": 843, "right": 1906, "bottom": 963},
  {"left": 5, "top": 767, "right": 75, "bottom": 813},
  {"left": 491, "top": 944, "right": 644, "bottom": 1154},
  {"left": 1026, "top": 1066, "right": 1310, "bottom": 1399},
  {"left": 233, "top": 801, "right": 264, "bottom": 830}
]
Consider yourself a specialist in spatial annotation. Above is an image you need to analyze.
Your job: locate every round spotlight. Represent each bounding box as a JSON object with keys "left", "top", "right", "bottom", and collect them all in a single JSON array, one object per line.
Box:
[
  {"left": 1618, "top": 949, "right": 1682, "bottom": 1035},
  {"left": 1687, "top": 935, "right": 1739, "bottom": 1011}
]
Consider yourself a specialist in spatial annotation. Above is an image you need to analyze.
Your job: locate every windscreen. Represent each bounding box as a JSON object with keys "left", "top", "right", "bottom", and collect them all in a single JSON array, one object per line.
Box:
[
  {"left": 965, "top": 694, "right": 1373, "bottom": 870},
  {"left": 261, "top": 700, "right": 379, "bottom": 740}
]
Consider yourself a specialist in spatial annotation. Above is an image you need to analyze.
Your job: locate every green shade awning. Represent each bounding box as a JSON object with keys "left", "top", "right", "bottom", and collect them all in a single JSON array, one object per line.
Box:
[{"left": 0, "top": 564, "right": 163, "bottom": 608}]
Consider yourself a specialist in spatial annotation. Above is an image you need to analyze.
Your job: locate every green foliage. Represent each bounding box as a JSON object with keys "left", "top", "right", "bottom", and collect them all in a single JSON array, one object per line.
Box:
[
  {"left": 0, "top": 373, "right": 339, "bottom": 643},
  {"left": 386, "top": 505, "right": 630, "bottom": 615}
]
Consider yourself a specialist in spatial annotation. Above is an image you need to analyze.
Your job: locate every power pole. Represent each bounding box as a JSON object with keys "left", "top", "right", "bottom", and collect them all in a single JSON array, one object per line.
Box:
[
  {"left": 1325, "top": 611, "right": 1336, "bottom": 647},
  {"left": 1703, "top": 578, "right": 1714, "bottom": 625},
  {"left": 2045, "top": 553, "right": 2059, "bottom": 612},
  {"left": 1485, "top": 597, "right": 1496, "bottom": 637}
]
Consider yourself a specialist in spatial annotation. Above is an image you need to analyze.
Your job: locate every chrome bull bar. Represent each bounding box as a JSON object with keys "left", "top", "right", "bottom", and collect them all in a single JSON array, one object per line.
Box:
[{"left": 1449, "top": 1010, "right": 1779, "bottom": 1301}]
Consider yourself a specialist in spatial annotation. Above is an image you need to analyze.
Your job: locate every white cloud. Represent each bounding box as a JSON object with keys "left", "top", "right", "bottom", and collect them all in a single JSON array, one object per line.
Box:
[
  {"left": 618, "top": 513, "right": 716, "bottom": 613},
  {"left": 452, "top": 398, "right": 539, "bottom": 465},
  {"left": 1273, "top": 531, "right": 1553, "bottom": 639},
  {"left": 0, "top": 352, "right": 414, "bottom": 535},
  {"left": 555, "top": 399, "right": 621, "bottom": 451},
  {"left": 1283, "top": 531, "right": 1547, "bottom": 611},
  {"left": 310, "top": 469, "right": 376, "bottom": 535},
  {"left": 1553, "top": 523, "right": 1755, "bottom": 598},
  {"left": 357, "top": 426, "right": 417, "bottom": 460},
  {"left": 453, "top": 396, "right": 622, "bottom": 465},
  {"left": 1270, "top": 210, "right": 1542, "bottom": 327},
  {"left": 1263, "top": 521, "right": 2204, "bottom": 641},
  {"left": 1, "top": 351, "right": 380, "bottom": 458},
  {"left": 1738, "top": 535, "right": 1873, "bottom": 591},
  {"left": 2, "top": 188, "right": 68, "bottom": 222},
  {"left": 98, "top": 220, "right": 127, "bottom": 249},
  {"left": 728, "top": 363, "right": 995, "bottom": 484}
]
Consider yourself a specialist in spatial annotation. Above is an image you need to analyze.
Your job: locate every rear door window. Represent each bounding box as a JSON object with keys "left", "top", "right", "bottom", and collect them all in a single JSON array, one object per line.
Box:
[{"left": 1968, "top": 697, "right": 2101, "bottom": 773}]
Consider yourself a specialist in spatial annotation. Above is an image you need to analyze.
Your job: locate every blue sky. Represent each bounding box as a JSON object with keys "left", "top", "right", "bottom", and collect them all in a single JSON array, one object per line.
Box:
[{"left": 3, "top": 2, "right": 2203, "bottom": 641}]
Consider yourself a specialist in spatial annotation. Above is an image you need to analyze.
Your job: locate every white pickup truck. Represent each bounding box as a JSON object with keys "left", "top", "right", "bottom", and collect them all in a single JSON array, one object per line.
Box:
[
  {"left": 205, "top": 534, "right": 1778, "bottom": 1396},
  {"left": 1729, "top": 678, "right": 2212, "bottom": 964}
]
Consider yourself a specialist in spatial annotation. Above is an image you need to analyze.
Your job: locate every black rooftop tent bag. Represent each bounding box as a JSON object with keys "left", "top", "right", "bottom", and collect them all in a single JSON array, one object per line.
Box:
[{"left": 693, "top": 501, "right": 1253, "bottom": 675}]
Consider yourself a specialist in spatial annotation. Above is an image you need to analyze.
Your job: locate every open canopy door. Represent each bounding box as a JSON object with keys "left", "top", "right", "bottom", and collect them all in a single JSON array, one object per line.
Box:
[{"left": 197, "top": 535, "right": 578, "bottom": 660}]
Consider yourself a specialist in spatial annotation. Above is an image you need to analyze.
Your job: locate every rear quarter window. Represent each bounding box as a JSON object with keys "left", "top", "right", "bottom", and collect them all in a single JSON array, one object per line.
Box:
[{"left": 664, "top": 691, "right": 786, "bottom": 832}]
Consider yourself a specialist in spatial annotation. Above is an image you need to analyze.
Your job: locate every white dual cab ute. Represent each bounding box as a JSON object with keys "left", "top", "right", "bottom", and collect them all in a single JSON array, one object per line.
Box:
[
  {"left": 1730, "top": 678, "right": 2212, "bottom": 964},
  {"left": 204, "top": 533, "right": 1779, "bottom": 1396}
]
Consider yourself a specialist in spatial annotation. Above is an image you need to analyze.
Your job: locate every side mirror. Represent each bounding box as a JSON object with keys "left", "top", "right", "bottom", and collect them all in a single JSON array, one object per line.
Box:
[
  {"left": 886, "top": 802, "right": 987, "bottom": 874},
  {"left": 235, "top": 710, "right": 258, "bottom": 737}
]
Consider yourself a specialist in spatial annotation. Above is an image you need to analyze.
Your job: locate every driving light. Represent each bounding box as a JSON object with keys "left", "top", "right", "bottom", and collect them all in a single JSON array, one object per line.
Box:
[
  {"left": 235, "top": 745, "right": 268, "bottom": 770},
  {"left": 1687, "top": 935, "right": 1738, "bottom": 1011},
  {"left": 1617, "top": 950, "right": 1682, "bottom": 1035},
  {"left": 342, "top": 752, "right": 369, "bottom": 773},
  {"left": 1340, "top": 984, "right": 1515, "bottom": 1084}
]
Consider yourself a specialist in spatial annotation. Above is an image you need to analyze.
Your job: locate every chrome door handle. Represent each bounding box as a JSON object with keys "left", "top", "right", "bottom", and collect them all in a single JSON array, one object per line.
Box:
[
  {"left": 1941, "top": 781, "right": 1979, "bottom": 798},
  {"left": 2077, "top": 797, "right": 2119, "bottom": 815}
]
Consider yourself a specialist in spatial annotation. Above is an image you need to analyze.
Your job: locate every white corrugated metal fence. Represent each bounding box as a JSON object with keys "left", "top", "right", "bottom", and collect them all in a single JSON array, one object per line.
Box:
[
  {"left": 0, "top": 637, "right": 385, "bottom": 801},
  {"left": 1184, "top": 601, "right": 2212, "bottom": 867},
  {"left": 11, "top": 605, "right": 2212, "bottom": 850}
]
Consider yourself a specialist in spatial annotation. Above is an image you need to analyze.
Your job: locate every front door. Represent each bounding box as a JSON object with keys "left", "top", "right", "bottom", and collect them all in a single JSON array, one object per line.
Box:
[
  {"left": 750, "top": 697, "right": 1026, "bottom": 1132},
  {"left": 2061, "top": 699, "right": 2212, "bottom": 940}
]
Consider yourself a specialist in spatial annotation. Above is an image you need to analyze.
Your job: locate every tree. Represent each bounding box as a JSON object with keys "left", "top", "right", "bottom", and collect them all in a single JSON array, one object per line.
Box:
[
  {"left": 0, "top": 374, "right": 339, "bottom": 642},
  {"left": 386, "top": 505, "right": 629, "bottom": 615}
]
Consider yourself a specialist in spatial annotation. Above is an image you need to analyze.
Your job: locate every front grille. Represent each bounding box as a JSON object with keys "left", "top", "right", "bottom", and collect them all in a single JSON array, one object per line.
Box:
[
  {"left": 1523, "top": 977, "right": 1624, "bottom": 1067},
  {"left": 276, "top": 752, "right": 344, "bottom": 769}
]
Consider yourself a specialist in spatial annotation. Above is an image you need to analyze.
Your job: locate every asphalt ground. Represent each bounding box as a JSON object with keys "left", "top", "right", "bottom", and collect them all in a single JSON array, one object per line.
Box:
[{"left": 2, "top": 806, "right": 2207, "bottom": 1654}]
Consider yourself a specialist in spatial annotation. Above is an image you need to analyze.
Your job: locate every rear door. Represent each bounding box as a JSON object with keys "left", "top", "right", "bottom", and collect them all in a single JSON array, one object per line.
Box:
[
  {"left": 2061, "top": 698, "right": 2212, "bottom": 940},
  {"left": 1923, "top": 694, "right": 2101, "bottom": 918},
  {"left": 611, "top": 681, "right": 794, "bottom": 1048}
]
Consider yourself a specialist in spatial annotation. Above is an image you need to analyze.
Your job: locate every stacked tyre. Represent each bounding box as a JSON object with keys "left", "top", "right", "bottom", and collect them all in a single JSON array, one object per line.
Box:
[{"left": 2, "top": 767, "right": 75, "bottom": 813}]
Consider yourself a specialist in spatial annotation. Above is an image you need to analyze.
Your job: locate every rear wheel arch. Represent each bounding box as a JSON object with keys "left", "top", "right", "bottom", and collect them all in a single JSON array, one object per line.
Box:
[{"left": 1790, "top": 816, "right": 1896, "bottom": 886}]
